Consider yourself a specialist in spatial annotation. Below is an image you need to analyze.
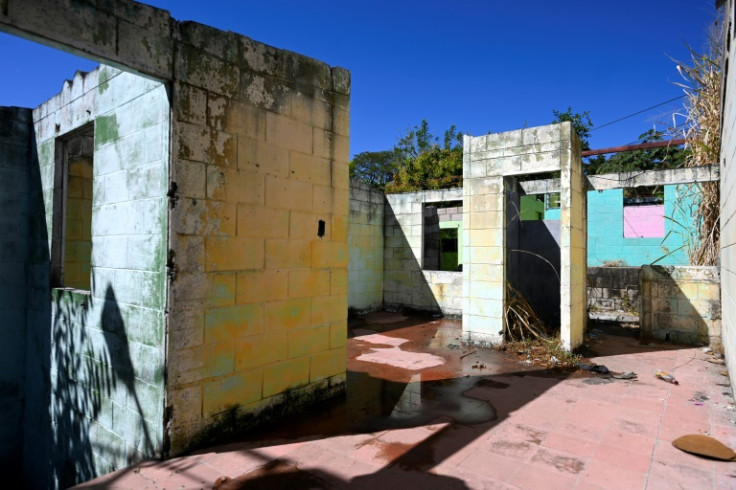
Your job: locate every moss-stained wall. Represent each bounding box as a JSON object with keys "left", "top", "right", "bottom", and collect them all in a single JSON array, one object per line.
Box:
[
  {"left": 166, "top": 22, "right": 350, "bottom": 453},
  {"left": 0, "top": 0, "right": 350, "bottom": 476},
  {"left": 26, "top": 66, "right": 170, "bottom": 488}
]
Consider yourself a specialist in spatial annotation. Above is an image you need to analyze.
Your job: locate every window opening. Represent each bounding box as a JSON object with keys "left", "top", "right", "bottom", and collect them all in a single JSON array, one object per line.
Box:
[
  {"left": 520, "top": 195, "right": 545, "bottom": 221},
  {"left": 51, "top": 123, "right": 94, "bottom": 290},
  {"left": 622, "top": 185, "right": 664, "bottom": 238},
  {"left": 423, "top": 201, "right": 462, "bottom": 271}
]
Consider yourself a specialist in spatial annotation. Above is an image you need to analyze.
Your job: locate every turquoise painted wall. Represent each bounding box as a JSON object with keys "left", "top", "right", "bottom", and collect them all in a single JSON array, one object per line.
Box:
[{"left": 587, "top": 185, "right": 700, "bottom": 266}]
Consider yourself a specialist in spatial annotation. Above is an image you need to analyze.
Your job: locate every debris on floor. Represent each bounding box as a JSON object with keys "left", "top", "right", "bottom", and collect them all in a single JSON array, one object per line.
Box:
[
  {"left": 578, "top": 362, "right": 610, "bottom": 374},
  {"left": 611, "top": 371, "right": 637, "bottom": 380},
  {"left": 672, "top": 434, "right": 736, "bottom": 461},
  {"left": 654, "top": 370, "right": 679, "bottom": 385}
]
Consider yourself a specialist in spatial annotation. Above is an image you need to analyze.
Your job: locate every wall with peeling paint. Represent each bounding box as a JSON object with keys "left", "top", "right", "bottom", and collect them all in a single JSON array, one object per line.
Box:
[
  {"left": 165, "top": 23, "right": 350, "bottom": 454},
  {"left": 21, "top": 65, "right": 170, "bottom": 488}
]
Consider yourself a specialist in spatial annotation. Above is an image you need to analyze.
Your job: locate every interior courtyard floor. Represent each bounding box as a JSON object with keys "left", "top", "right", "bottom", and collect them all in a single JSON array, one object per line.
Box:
[{"left": 75, "top": 311, "right": 736, "bottom": 489}]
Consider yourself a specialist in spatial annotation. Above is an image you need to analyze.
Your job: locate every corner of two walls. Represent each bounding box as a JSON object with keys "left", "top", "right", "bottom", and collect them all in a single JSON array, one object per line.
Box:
[
  {"left": 25, "top": 66, "right": 170, "bottom": 486},
  {"left": 166, "top": 22, "right": 351, "bottom": 453},
  {"left": 348, "top": 179, "right": 384, "bottom": 313}
]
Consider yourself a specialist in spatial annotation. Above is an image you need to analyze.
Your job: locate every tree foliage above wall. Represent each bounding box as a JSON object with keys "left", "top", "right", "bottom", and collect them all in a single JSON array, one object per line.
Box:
[{"left": 350, "top": 119, "right": 464, "bottom": 193}]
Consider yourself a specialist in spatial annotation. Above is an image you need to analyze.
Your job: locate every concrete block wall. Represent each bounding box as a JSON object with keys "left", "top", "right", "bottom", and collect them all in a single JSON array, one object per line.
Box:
[
  {"left": 587, "top": 185, "right": 698, "bottom": 266},
  {"left": 384, "top": 188, "right": 462, "bottom": 315},
  {"left": 640, "top": 266, "right": 721, "bottom": 349},
  {"left": 721, "top": 0, "right": 736, "bottom": 392},
  {"left": 463, "top": 123, "right": 586, "bottom": 349},
  {"left": 25, "top": 66, "right": 170, "bottom": 488},
  {"left": 0, "top": 106, "right": 31, "bottom": 482},
  {"left": 348, "top": 179, "right": 384, "bottom": 313},
  {"left": 587, "top": 267, "right": 640, "bottom": 312},
  {"left": 165, "top": 22, "right": 350, "bottom": 453},
  {"left": 559, "top": 125, "right": 587, "bottom": 350},
  {"left": 423, "top": 205, "right": 462, "bottom": 270},
  {"left": 0, "top": 0, "right": 351, "bottom": 482}
]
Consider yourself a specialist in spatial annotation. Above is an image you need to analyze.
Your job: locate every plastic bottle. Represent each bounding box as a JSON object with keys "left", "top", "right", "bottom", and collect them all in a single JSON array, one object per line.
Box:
[{"left": 654, "top": 370, "right": 679, "bottom": 385}]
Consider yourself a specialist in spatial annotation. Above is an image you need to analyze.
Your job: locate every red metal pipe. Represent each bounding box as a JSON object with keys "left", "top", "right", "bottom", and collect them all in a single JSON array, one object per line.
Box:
[{"left": 581, "top": 139, "right": 686, "bottom": 157}]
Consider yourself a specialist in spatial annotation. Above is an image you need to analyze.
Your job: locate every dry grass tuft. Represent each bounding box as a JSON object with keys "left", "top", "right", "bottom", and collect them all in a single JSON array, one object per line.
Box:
[
  {"left": 503, "top": 284, "right": 581, "bottom": 368},
  {"left": 672, "top": 22, "right": 722, "bottom": 265}
]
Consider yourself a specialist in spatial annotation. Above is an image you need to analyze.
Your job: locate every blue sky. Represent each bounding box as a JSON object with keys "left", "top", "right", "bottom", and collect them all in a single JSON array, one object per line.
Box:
[{"left": 0, "top": 0, "right": 719, "bottom": 157}]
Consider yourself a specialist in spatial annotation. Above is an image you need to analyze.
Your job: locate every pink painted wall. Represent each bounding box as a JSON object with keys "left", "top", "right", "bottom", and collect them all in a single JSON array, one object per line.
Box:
[{"left": 623, "top": 205, "right": 665, "bottom": 238}]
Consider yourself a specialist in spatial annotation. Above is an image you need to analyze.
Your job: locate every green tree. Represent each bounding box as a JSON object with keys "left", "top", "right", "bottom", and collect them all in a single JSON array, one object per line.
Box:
[
  {"left": 349, "top": 150, "right": 397, "bottom": 187},
  {"left": 593, "top": 129, "right": 686, "bottom": 174},
  {"left": 350, "top": 119, "right": 464, "bottom": 192},
  {"left": 551, "top": 107, "right": 593, "bottom": 151},
  {"left": 386, "top": 120, "right": 464, "bottom": 193}
]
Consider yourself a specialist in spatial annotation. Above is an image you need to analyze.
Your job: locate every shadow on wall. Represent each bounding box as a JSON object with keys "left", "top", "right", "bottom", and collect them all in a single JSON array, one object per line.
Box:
[
  {"left": 22, "top": 123, "right": 156, "bottom": 488},
  {"left": 506, "top": 186, "right": 561, "bottom": 328},
  {"left": 640, "top": 265, "right": 722, "bottom": 350},
  {"left": 382, "top": 204, "right": 444, "bottom": 315}
]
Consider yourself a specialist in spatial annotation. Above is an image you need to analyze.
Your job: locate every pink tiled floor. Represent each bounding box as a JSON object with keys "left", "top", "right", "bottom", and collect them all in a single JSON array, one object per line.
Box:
[{"left": 75, "top": 316, "right": 736, "bottom": 489}]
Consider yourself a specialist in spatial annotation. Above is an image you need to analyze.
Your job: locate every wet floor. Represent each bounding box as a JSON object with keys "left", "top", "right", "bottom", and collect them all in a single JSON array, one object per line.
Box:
[
  {"left": 237, "top": 311, "right": 538, "bottom": 443},
  {"left": 76, "top": 312, "right": 736, "bottom": 489}
]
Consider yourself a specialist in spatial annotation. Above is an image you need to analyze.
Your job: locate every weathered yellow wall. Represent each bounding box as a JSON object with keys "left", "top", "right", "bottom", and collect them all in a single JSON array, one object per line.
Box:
[
  {"left": 63, "top": 155, "right": 93, "bottom": 290},
  {"left": 640, "top": 265, "right": 721, "bottom": 350},
  {"left": 560, "top": 123, "right": 587, "bottom": 350},
  {"left": 166, "top": 23, "right": 350, "bottom": 452}
]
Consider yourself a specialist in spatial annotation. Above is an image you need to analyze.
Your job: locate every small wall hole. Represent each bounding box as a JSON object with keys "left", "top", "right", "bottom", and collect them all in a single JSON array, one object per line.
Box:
[{"left": 317, "top": 219, "right": 325, "bottom": 238}]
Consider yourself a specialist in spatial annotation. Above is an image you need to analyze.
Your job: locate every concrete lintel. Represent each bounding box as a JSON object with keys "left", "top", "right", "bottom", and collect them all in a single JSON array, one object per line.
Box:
[
  {"left": 518, "top": 178, "right": 561, "bottom": 195},
  {"left": 385, "top": 187, "right": 462, "bottom": 205},
  {"left": 515, "top": 164, "right": 720, "bottom": 195},
  {"left": 587, "top": 164, "right": 719, "bottom": 190}
]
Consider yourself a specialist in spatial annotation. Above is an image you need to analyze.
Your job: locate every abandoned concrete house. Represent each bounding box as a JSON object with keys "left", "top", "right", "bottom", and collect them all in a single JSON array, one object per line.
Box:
[{"left": 0, "top": 0, "right": 735, "bottom": 488}]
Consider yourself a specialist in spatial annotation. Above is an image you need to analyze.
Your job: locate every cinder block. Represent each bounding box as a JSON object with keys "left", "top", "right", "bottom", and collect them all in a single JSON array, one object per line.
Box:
[
  {"left": 205, "top": 235, "right": 264, "bottom": 271},
  {"left": 204, "top": 303, "right": 264, "bottom": 342},
  {"left": 289, "top": 151, "right": 331, "bottom": 186},
  {"left": 312, "top": 241, "right": 348, "bottom": 268},
  {"left": 262, "top": 357, "right": 310, "bottom": 397},
  {"left": 265, "top": 112, "right": 312, "bottom": 155},
  {"left": 265, "top": 239, "right": 311, "bottom": 269},
  {"left": 288, "top": 325, "right": 329, "bottom": 358},
  {"left": 168, "top": 386, "right": 202, "bottom": 425},
  {"left": 202, "top": 368, "right": 263, "bottom": 417},
  {"left": 311, "top": 295, "right": 345, "bottom": 325},
  {"left": 265, "top": 298, "right": 311, "bottom": 331},
  {"left": 288, "top": 269, "right": 330, "bottom": 298},
  {"left": 207, "top": 166, "right": 263, "bottom": 203},
  {"left": 237, "top": 204, "right": 288, "bottom": 239},
  {"left": 310, "top": 347, "right": 345, "bottom": 382},
  {"left": 236, "top": 270, "right": 288, "bottom": 304},
  {"left": 204, "top": 272, "right": 236, "bottom": 307},
  {"left": 235, "top": 332, "right": 288, "bottom": 370},
  {"left": 265, "top": 175, "right": 313, "bottom": 211}
]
